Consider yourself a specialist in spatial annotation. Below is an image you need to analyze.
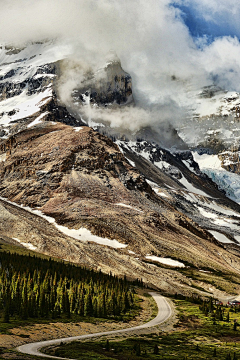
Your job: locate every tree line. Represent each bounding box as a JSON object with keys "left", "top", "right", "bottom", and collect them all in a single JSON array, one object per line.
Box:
[{"left": 0, "top": 251, "right": 142, "bottom": 322}]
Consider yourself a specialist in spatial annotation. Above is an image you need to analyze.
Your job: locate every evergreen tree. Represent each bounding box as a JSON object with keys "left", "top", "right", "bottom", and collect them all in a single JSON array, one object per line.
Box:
[
  {"left": 79, "top": 293, "right": 85, "bottom": 316},
  {"left": 227, "top": 311, "right": 230, "bottom": 322},
  {"left": 0, "top": 249, "right": 138, "bottom": 322},
  {"left": 213, "top": 347, "right": 217, "bottom": 357},
  {"left": 3, "top": 305, "right": 9, "bottom": 323},
  {"left": 106, "top": 339, "right": 110, "bottom": 351},
  {"left": 219, "top": 308, "right": 223, "bottom": 321},
  {"left": 84, "top": 294, "right": 93, "bottom": 317},
  {"left": 135, "top": 343, "right": 141, "bottom": 356},
  {"left": 154, "top": 344, "right": 159, "bottom": 355}
]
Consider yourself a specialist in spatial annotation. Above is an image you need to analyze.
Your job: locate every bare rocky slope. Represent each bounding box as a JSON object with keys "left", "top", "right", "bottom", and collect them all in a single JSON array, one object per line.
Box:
[{"left": 1, "top": 121, "right": 240, "bottom": 298}]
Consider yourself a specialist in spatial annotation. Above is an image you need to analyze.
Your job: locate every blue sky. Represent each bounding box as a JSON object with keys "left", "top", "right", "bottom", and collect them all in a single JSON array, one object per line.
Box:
[
  {"left": 174, "top": 5, "right": 223, "bottom": 40},
  {"left": 171, "top": 1, "right": 240, "bottom": 45}
]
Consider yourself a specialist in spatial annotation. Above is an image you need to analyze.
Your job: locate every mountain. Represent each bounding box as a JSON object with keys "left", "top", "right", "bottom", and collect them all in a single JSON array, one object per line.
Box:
[
  {"left": 1, "top": 41, "right": 240, "bottom": 298},
  {"left": 176, "top": 85, "right": 240, "bottom": 203}
]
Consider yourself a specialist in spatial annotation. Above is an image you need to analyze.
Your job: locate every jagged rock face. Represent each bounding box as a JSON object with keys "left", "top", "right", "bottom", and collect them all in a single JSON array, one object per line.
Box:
[
  {"left": 0, "top": 42, "right": 133, "bottom": 141},
  {"left": 0, "top": 42, "right": 74, "bottom": 138},
  {"left": 116, "top": 138, "right": 240, "bottom": 259},
  {"left": 0, "top": 63, "right": 55, "bottom": 101},
  {"left": 0, "top": 121, "right": 232, "bottom": 273},
  {"left": 172, "top": 85, "right": 240, "bottom": 203},
  {"left": 71, "top": 58, "right": 133, "bottom": 107},
  {"left": 0, "top": 123, "right": 150, "bottom": 205},
  {"left": 177, "top": 86, "right": 240, "bottom": 151},
  {"left": 219, "top": 150, "right": 240, "bottom": 173}
]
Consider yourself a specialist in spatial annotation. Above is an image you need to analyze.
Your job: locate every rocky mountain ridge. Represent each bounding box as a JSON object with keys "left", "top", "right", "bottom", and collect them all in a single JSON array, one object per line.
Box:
[
  {"left": 1, "top": 41, "right": 240, "bottom": 298},
  {"left": 1, "top": 121, "right": 240, "bottom": 297}
]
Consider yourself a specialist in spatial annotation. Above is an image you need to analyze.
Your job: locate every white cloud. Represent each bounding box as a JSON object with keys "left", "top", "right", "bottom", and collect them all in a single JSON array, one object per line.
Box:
[{"left": 1, "top": 0, "right": 240, "bottom": 133}]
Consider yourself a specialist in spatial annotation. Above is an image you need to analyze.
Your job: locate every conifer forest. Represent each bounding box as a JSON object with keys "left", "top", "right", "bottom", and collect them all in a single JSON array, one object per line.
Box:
[{"left": 0, "top": 251, "right": 139, "bottom": 322}]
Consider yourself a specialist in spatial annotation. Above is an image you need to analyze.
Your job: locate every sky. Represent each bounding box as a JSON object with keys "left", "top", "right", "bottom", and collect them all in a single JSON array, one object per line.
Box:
[
  {"left": 1, "top": 0, "right": 240, "bottom": 135},
  {"left": 174, "top": 1, "right": 240, "bottom": 40}
]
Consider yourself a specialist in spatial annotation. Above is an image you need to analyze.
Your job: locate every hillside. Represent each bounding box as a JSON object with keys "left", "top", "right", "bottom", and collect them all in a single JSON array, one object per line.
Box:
[{"left": 1, "top": 41, "right": 240, "bottom": 299}]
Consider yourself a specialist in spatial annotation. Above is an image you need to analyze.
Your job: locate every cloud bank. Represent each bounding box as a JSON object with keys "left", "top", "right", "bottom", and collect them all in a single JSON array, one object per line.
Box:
[{"left": 1, "top": 0, "right": 240, "bottom": 136}]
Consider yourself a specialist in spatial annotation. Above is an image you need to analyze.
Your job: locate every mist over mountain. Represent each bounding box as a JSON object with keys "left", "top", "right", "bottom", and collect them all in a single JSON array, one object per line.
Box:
[{"left": 1, "top": 0, "right": 240, "bottom": 142}]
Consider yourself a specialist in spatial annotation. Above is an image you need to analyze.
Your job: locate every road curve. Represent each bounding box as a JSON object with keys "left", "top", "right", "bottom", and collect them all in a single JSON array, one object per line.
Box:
[{"left": 17, "top": 292, "right": 172, "bottom": 360}]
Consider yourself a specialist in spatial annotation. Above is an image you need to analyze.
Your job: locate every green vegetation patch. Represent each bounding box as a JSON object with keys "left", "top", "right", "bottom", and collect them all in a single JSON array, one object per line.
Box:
[
  {"left": 47, "top": 298, "right": 240, "bottom": 359},
  {"left": 0, "top": 249, "right": 143, "bottom": 332},
  {"left": 179, "top": 267, "right": 240, "bottom": 295}
]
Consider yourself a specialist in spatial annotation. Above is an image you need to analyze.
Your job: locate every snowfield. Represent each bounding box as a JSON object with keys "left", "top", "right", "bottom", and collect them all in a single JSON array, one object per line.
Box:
[
  {"left": 146, "top": 255, "right": 185, "bottom": 268},
  {"left": 0, "top": 87, "right": 52, "bottom": 126},
  {"left": 13, "top": 238, "right": 38, "bottom": 251},
  {"left": 193, "top": 152, "right": 240, "bottom": 203},
  {"left": 208, "top": 230, "right": 234, "bottom": 244},
  {"left": 27, "top": 112, "right": 49, "bottom": 128},
  {"left": 0, "top": 197, "right": 128, "bottom": 250},
  {"left": 179, "top": 175, "right": 211, "bottom": 197}
]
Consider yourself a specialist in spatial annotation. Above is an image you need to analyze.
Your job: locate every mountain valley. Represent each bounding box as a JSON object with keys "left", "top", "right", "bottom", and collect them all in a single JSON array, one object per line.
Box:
[{"left": 1, "top": 41, "right": 240, "bottom": 303}]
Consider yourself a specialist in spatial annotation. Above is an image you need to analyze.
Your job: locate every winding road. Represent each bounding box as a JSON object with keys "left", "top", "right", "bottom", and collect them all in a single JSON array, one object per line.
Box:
[{"left": 17, "top": 292, "right": 172, "bottom": 360}]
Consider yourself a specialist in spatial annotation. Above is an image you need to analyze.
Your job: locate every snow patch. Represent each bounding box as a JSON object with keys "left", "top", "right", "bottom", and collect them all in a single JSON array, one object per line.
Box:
[
  {"left": 209, "top": 230, "right": 234, "bottom": 244},
  {"left": 145, "top": 255, "right": 185, "bottom": 267},
  {"left": 192, "top": 152, "right": 223, "bottom": 171},
  {"left": 179, "top": 175, "right": 210, "bottom": 197},
  {"left": 213, "top": 218, "right": 235, "bottom": 227},
  {"left": 115, "top": 203, "right": 143, "bottom": 213},
  {"left": 0, "top": 87, "right": 52, "bottom": 126},
  {"left": 182, "top": 160, "right": 197, "bottom": 174},
  {"left": 154, "top": 161, "right": 171, "bottom": 170},
  {"left": 0, "top": 197, "right": 127, "bottom": 249},
  {"left": 128, "top": 250, "right": 135, "bottom": 254},
  {"left": 146, "top": 179, "right": 170, "bottom": 198},
  {"left": 13, "top": 237, "right": 37, "bottom": 251},
  {"left": 55, "top": 225, "right": 128, "bottom": 249},
  {"left": 198, "top": 207, "right": 218, "bottom": 220},
  {"left": 0, "top": 153, "right": 6, "bottom": 162},
  {"left": 27, "top": 112, "right": 49, "bottom": 128},
  {"left": 207, "top": 202, "right": 240, "bottom": 218},
  {"left": 157, "top": 192, "right": 169, "bottom": 198},
  {"left": 126, "top": 158, "right": 135, "bottom": 167},
  {"left": 234, "top": 236, "right": 240, "bottom": 244}
]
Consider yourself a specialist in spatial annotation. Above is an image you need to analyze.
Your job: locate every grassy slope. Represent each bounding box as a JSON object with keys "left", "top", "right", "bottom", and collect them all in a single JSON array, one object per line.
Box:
[
  {"left": 45, "top": 299, "right": 240, "bottom": 359},
  {"left": 2, "top": 240, "right": 240, "bottom": 359}
]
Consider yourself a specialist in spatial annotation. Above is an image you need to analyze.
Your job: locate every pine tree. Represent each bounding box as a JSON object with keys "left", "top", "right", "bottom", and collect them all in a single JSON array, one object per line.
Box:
[
  {"left": 135, "top": 343, "right": 141, "bottom": 356},
  {"left": 3, "top": 305, "right": 9, "bottom": 323},
  {"left": 0, "top": 248, "right": 138, "bottom": 322},
  {"left": 84, "top": 293, "right": 93, "bottom": 317},
  {"left": 220, "top": 308, "right": 223, "bottom": 321},
  {"left": 227, "top": 311, "right": 230, "bottom": 322},
  {"left": 154, "top": 344, "right": 159, "bottom": 355},
  {"left": 79, "top": 292, "right": 85, "bottom": 316},
  {"left": 93, "top": 297, "right": 98, "bottom": 317}
]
